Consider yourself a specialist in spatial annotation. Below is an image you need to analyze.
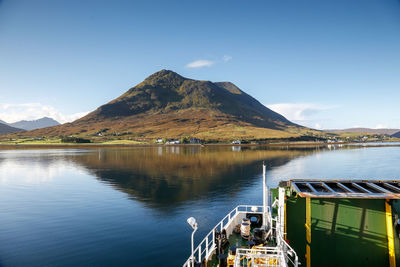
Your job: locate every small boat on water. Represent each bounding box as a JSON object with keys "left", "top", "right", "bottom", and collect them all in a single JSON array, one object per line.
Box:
[{"left": 183, "top": 164, "right": 400, "bottom": 267}]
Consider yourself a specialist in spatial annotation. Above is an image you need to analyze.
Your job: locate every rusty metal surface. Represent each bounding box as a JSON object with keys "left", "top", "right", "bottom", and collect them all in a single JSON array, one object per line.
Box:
[{"left": 288, "top": 179, "right": 400, "bottom": 199}]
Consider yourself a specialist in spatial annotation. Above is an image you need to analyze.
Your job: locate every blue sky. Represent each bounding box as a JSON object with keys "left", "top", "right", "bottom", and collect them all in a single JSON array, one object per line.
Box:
[{"left": 1, "top": 0, "right": 400, "bottom": 129}]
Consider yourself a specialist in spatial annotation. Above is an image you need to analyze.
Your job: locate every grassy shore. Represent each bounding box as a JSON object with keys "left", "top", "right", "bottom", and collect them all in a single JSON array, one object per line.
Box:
[
  {"left": 0, "top": 137, "right": 399, "bottom": 149},
  {"left": 0, "top": 138, "right": 147, "bottom": 146}
]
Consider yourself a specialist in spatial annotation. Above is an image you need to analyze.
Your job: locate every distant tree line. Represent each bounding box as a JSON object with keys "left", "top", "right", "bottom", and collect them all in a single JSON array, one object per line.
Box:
[{"left": 61, "top": 136, "right": 91, "bottom": 143}]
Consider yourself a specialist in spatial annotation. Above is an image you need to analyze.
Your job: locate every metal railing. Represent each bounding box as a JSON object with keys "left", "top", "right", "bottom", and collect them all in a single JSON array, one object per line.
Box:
[
  {"left": 279, "top": 236, "right": 298, "bottom": 267},
  {"left": 234, "top": 247, "right": 285, "bottom": 267},
  {"left": 234, "top": 240, "right": 297, "bottom": 267},
  {"left": 272, "top": 207, "right": 298, "bottom": 266},
  {"left": 183, "top": 205, "right": 264, "bottom": 267}
]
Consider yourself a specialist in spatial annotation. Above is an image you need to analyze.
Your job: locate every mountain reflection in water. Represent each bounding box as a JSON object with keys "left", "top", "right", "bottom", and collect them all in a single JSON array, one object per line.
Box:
[{"left": 65, "top": 146, "right": 319, "bottom": 209}]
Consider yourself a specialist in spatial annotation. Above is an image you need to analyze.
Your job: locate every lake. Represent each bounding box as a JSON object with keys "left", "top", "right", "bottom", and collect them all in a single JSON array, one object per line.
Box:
[{"left": 0, "top": 144, "right": 399, "bottom": 267}]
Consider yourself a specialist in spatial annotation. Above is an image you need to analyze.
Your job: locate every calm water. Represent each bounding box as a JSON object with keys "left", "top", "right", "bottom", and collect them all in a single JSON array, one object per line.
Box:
[{"left": 0, "top": 144, "right": 399, "bottom": 267}]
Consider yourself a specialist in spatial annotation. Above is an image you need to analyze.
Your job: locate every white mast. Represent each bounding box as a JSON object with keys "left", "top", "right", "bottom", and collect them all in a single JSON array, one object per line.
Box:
[
  {"left": 277, "top": 187, "right": 285, "bottom": 246},
  {"left": 262, "top": 162, "right": 269, "bottom": 229}
]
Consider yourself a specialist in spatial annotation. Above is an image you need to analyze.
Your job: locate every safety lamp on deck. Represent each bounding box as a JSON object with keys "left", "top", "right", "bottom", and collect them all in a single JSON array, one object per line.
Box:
[
  {"left": 187, "top": 217, "right": 198, "bottom": 230},
  {"left": 187, "top": 217, "right": 198, "bottom": 267}
]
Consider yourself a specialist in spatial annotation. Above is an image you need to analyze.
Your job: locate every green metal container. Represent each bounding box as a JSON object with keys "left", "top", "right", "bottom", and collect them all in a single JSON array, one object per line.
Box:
[{"left": 284, "top": 180, "right": 400, "bottom": 267}]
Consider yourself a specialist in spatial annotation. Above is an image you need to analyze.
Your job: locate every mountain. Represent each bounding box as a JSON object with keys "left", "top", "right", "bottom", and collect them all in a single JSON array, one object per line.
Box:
[
  {"left": 327, "top": 128, "right": 400, "bottom": 135},
  {"left": 0, "top": 122, "right": 24, "bottom": 134},
  {"left": 9, "top": 117, "right": 60, "bottom": 131},
  {"left": 392, "top": 131, "right": 400, "bottom": 138},
  {"left": 85, "top": 70, "right": 293, "bottom": 127},
  {"left": 9, "top": 70, "right": 307, "bottom": 141}
]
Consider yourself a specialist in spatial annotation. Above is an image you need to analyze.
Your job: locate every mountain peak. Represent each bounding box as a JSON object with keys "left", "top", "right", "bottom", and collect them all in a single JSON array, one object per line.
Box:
[
  {"left": 143, "top": 69, "right": 187, "bottom": 87},
  {"left": 149, "top": 69, "right": 178, "bottom": 77}
]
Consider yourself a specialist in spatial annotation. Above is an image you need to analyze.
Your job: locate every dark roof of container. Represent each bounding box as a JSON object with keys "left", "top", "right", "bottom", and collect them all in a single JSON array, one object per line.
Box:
[{"left": 288, "top": 180, "right": 400, "bottom": 199}]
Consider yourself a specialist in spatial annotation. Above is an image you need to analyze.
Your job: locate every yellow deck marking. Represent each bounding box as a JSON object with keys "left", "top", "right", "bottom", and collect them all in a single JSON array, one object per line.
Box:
[
  {"left": 305, "top": 197, "right": 311, "bottom": 267},
  {"left": 385, "top": 200, "right": 396, "bottom": 267}
]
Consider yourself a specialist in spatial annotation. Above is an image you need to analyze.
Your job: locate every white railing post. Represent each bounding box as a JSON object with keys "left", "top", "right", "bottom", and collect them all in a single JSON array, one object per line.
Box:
[
  {"left": 205, "top": 236, "right": 208, "bottom": 259},
  {"left": 212, "top": 229, "right": 215, "bottom": 247},
  {"left": 198, "top": 248, "right": 201, "bottom": 263},
  {"left": 190, "top": 226, "right": 197, "bottom": 267}
]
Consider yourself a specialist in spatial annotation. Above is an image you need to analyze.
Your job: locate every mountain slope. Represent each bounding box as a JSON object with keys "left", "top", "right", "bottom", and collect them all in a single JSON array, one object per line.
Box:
[
  {"left": 392, "top": 131, "right": 400, "bottom": 138},
  {"left": 0, "top": 122, "right": 24, "bottom": 134},
  {"left": 83, "top": 70, "right": 293, "bottom": 128},
  {"left": 9, "top": 70, "right": 308, "bottom": 141},
  {"left": 9, "top": 117, "right": 60, "bottom": 130}
]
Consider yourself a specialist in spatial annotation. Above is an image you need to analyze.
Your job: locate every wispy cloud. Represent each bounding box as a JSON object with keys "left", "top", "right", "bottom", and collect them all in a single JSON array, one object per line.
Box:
[
  {"left": 186, "top": 55, "right": 232, "bottom": 68},
  {"left": 314, "top": 123, "right": 322, "bottom": 130},
  {"left": 0, "top": 103, "right": 89, "bottom": 124},
  {"left": 186, "top": 60, "right": 215, "bottom": 68},
  {"left": 223, "top": 55, "right": 232, "bottom": 62},
  {"left": 266, "top": 103, "right": 336, "bottom": 129},
  {"left": 374, "top": 124, "right": 388, "bottom": 129},
  {"left": 267, "top": 103, "right": 333, "bottom": 120}
]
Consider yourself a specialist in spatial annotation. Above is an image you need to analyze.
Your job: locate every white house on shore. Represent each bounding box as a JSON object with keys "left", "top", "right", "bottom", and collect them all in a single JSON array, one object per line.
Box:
[{"left": 166, "top": 140, "right": 180, "bottom": 144}]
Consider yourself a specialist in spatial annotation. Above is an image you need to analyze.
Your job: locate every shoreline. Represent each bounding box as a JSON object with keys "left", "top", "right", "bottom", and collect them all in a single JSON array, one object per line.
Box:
[{"left": 0, "top": 141, "right": 399, "bottom": 149}]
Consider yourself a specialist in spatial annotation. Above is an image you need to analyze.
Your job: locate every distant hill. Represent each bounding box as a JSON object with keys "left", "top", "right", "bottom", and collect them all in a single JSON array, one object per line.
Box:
[
  {"left": 8, "top": 70, "right": 309, "bottom": 141},
  {"left": 327, "top": 128, "right": 400, "bottom": 135},
  {"left": 9, "top": 117, "right": 60, "bottom": 131},
  {"left": 392, "top": 131, "right": 400, "bottom": 138},
  {"left": 0, "top": 122, "right": 24, "bottom": 134}
]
